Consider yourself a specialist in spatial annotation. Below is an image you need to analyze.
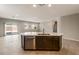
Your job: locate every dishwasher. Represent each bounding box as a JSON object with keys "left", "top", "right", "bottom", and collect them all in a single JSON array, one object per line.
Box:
[{"left": 24, "top": 36, "right": 35, "bottom": 50}]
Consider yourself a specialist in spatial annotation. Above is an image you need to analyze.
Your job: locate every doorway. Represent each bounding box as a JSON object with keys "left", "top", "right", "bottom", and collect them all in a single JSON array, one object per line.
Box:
[{"left": 5, "top": 23, "right": 18, "bottom": 35}]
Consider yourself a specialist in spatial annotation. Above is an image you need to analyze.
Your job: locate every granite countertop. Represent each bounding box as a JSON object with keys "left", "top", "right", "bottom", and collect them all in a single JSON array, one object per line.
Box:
[{"left": 21, "top": 32, "right": 62, "bottom": 36}]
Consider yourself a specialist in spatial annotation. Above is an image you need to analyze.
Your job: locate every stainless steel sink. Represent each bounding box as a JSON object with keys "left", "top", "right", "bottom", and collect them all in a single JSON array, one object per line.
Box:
[{"left": 37, "top": 34, "right": 50, "bottom": 35}]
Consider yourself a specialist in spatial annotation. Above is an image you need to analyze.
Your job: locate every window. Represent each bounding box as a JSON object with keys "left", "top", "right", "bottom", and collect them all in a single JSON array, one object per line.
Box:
[{"left": 5, "top": 24, "right": 18, "bottom": 35}]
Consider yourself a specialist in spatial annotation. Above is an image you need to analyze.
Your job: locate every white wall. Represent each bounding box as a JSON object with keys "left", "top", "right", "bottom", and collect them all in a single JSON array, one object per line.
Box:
[
  {"left": 0, "top": 21, "right": 5, "bottom": 36},
  {"left": 39, "top": 14, "right": 79, "bottom": 41},
  {"left": 40, "top": 20, "right": 54, "bottom": 33},
  {"left": 61, "top": 14, "right": 79, "bottom": 40},
  {"left": 39, "top": 17, "right": 61, "bottom": 34},
  {"left": 0, "top": 17, "right": 40, "bottom": 36}
]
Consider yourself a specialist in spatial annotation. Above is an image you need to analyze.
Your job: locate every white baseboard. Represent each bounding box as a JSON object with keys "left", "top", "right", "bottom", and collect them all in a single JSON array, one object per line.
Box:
[
  {"left": 63, "top": 37, "right": 79, "bottom": 42},
  {"left": 60, "top": 37, "right": 79, "bottom": 49}
]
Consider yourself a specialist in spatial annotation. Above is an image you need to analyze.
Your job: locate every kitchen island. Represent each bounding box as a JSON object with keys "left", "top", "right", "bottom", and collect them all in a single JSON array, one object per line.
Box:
[{"left": 21, "top": 32, "right": 62, "bottom": 51}]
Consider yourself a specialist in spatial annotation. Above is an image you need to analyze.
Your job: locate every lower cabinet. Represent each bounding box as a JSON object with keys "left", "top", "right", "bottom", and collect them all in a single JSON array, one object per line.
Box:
[
  {"left": 21, "top": 35, "right": 62, "bottom": 51},
  {"left": 35, "top": 36, "right": 62, "bottom": 51}
]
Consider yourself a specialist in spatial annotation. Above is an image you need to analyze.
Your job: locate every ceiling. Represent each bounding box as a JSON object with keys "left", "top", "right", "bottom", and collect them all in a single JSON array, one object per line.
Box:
[{"left": 0, "top": 4, "right": 79, "bottom": 22}]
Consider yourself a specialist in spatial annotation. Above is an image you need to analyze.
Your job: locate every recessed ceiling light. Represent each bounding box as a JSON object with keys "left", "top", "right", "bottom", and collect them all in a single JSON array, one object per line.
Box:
[
  {"left": 33, "top": 4, "right": 37, "bottom": 7},
  {"left": 48, "top": 4, "right": 52, "bottom": 7},
  {"left": 15, "top": 14, "right": 19, "bottom": 17}
]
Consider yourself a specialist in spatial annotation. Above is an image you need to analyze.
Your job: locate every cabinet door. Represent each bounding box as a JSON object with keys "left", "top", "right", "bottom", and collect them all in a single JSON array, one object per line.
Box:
[
  {"left": 51, "top": 36, "right": 59, "bottom": 50},
  {"left": 35, "top": 36, "right": 53, "bottom": 49},
  {"left": 35, "top": 36, "right": 61, "bottom": 50},
  {"left": 35, "top": 36, "right": 47, "bottom": 49}
]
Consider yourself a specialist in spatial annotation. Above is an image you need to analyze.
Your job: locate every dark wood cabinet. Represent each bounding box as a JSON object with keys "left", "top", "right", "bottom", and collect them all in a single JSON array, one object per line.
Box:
[
  {"left": 21, "top": 35, "right": 62, "bottom": 51},
  {"left": 35, "top": 36, "right": 62, "bottom": 51}
]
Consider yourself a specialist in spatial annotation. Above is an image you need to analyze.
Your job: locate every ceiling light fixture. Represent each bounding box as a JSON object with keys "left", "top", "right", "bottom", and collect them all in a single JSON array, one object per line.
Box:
[
  {"left": 33, "top": 4, "right": 52, "bottom": 7},
  {"left": 48, "top": 4, "right": 52, "bottom": 7},
  {"left": 33, "top": 4, "right": 37, "bottom": 7},
  {"left": 15, "top": 14, "right": 19, "bottom": 17}
]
